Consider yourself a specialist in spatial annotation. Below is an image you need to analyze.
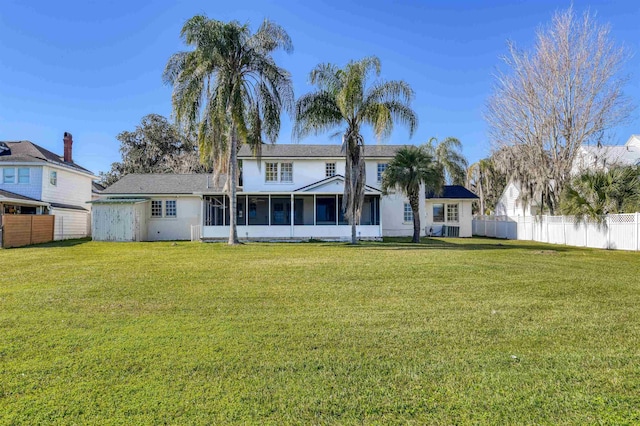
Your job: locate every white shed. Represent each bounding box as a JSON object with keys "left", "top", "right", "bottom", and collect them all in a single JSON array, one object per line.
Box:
[
  {"left": 91, "top": 198, "right": 148, "bottom": 242},
  {"left": 425, "top": 185, "right": 478, "bottom": 237}
]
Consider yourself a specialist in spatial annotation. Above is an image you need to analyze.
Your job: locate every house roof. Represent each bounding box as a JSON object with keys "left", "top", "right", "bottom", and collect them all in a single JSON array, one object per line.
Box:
[
  {"left": 293, "top": 174, "right": 381, "bottom": 194},
  {"left": 0, "top": 140, "right": 94, "bottom": 175},
  {"left": 580, "top": 144, "right": 640, "bottom": 167},
  {"left": 49, "top": 202, "right": 89, "bottom": 211},
  {"left": 237, "top": 144, "right": 409, "bottom": 159},
  {"left": 0, "top": 189, "right": 49, "bottom": 206},
  {"left": 92, "top": 181, "right": 106, "bottom": 193},
  {"left": 426, "top": 185, "right": 479, "bottom": 200},
  {"left": 102, "top": 173, "right": 223, "bottom": 195}
]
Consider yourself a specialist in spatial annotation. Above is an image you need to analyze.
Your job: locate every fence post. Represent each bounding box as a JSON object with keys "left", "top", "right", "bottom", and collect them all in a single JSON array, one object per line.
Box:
[
  {"left": 606, "top": 215, "right": 611, "bottom": 250},
  {"left": 636, "top": 212, "right": 639, "bottom": 252},
  {"left": 562, "top": 216, "right": 566, "bottom": 245}
]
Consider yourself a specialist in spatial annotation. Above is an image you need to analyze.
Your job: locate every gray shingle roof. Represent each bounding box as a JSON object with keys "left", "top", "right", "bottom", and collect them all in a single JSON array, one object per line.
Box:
[
  {"left": 0, "top": 188, "right": 42, "bottom": 202},
  {"left": 0, "top": 140, "right": 94, "bottom": 175},
  {"left": 102, "top": 174, "right": 223, "bottom": 195},
  {"left": 237, "top": 144, "right": 409, "bottom": 159}
]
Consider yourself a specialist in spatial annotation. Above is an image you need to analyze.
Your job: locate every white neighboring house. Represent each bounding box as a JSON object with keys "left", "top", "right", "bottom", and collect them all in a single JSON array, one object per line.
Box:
[
  {"left": 0, "top": 133, "right": 96, "bottom": 240},
  {"left": 425, "top": 186, "right": 478, "bottom": 237},
  {"left": 92, "top": 144, "right": 479, "bottom": 241},
  {"left": 495, "top": 135, "right": 640, "bottom": 220}
]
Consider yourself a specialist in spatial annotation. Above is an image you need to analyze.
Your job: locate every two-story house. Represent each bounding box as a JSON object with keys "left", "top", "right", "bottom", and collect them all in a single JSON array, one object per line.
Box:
[
  {"left": 0, "top": 133, "right": 95, "bottom": 240},
  {"left": 93, "top": 144, "right": 476, "bottom": 241}
]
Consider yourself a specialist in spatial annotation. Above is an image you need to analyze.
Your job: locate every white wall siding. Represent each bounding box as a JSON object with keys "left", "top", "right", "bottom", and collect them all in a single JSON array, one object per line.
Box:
[
  {"left": 40, "top": 165, "right": 93, "bottom": 209},
  {"left": 52, "top": 208, "right": 90, "bottom": 240},
  {"left": 147, "top": 197, "right": 200, "bottom": 241},
  {"left": 92, "top": 204, "right": 138, "bottom": 241},
  {"left": 0, "top": 166, "right": 43, "bottom": 200}
]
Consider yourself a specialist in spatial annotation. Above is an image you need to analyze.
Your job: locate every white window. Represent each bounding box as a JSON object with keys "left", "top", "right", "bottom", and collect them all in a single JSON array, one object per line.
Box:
[
  {"left": 404, "top": 203, "right": 413, "bottom": 223},
  {"left": 165, "top": 200, "right": 177, "bottom": 218},
  {"left": 447, "top": 204, "right": 459, "bottom": 222},
  {"left": 325, "top": 162, "right": 336, "bottom": 177},
  {"left": 433, "top": 203, "right": 444, "bottom": 222},
  {"left": 3, "top": 168, "right": 15, "bottom": 184},
  {"left": 49, "top": 171, "right": 57, "bottom": 186},
  {"left": 18, "top": 168, "right": 30, "bottom": 184},
  {"left": 151, "top": 200, "right": 162, "bottom": 217},
  {"left": 265, "top": 162, "right": 278, "bottom": 182},
  {"left": 377, "top": 163, "right": 388, "bottom": 183},
  {"left": 280, "top": 162, "right": 293, "bottom": 182}
]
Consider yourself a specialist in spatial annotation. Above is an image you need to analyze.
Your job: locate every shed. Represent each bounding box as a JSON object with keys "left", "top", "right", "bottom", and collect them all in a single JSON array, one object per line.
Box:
[
  {"left": 90, "top": 198, "right": 149, "bottom": 242},
  {"left": 425, "top": 185, "right": 478, "bottom": 237}
]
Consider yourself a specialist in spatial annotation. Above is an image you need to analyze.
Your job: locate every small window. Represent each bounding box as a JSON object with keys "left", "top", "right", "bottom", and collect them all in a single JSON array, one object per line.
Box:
[
  {"left": 151, "top": 200, "right": 162, "bottom": 217},
  {"left": 3, "top": 168, "right": 15, "bottom": 184},
  {"left": 325, "top": 162, "right": 336, "bottom": 178},
  {"left": 165, "top": 200, "right": 177, "bottom": 218},
  {"left": 280, "top": 162, "right": 293, "bottom": 182},
  {"left": 404, "top": 203, "right": 413, "bottom": 223},
  {"left": 49, "top": 171, "right": 57, "bottom": 186},
  {"left": 433, "top": 203, "right": 444, "bottom": 222},
  {"left": 377, "top": 163, "right": 388, "bottom": 183},
  {"left": 447, "top": 204, "right": 459, "bottom": 222},
  {"left": 18, "top": 168, "right": 30, "bottom": 184},
  {"left": 265, "top": 162, "right": 278, "bottom": 182}
]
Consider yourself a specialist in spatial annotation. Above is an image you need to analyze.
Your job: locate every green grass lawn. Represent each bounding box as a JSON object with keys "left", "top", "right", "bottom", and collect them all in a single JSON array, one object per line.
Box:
[{"left": 1, "top": 238, "right": 639, "bottom": 424}]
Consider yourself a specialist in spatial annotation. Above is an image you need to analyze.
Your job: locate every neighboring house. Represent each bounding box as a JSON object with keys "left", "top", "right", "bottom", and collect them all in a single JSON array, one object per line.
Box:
[
  {"left": 93, "top": 144, "right": 479, "bottom": 241},
  {"left": 496, "top": 135, "right": 640, "bottom": 219},
  {"left": 0, "top": 133, "right": 96, "bottom": 240},
  {"left": 425, "top": 186, "right": 478, "bottom": 237}
]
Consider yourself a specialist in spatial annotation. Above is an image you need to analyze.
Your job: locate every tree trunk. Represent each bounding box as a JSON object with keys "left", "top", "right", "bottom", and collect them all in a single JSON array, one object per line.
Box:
[
  {"left": 351, "top": 224, "right": 357, "bottom": 245},
  {"left": 228, "top": 125, "right": 239, "bottom": 245},
  {"left": 410, "top": 193, "right": 421, "bottom": 243}
]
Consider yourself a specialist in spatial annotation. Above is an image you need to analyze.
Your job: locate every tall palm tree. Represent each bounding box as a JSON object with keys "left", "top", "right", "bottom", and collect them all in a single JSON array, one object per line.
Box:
[
  {"left": 424, "top": 137, "right": 468, "bottom": 185},
  {"left": 163, "top": 16, "right": 294, "bottom": 244},
  {"left": 381, "top": 146, "right": 443, "bottom": 242},
  {"left": 294, "top": 56, "right": 417, "bottom": 244}
]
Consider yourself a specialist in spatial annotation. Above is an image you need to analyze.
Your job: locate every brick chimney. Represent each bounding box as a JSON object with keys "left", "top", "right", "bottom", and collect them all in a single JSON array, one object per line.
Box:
[{"left": 63, "top": 132, "right": 73, "bottom": 163}]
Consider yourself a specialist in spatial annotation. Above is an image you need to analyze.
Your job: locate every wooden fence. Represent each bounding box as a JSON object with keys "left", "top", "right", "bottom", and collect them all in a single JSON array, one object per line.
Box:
[
  {"left": 1, "top": 215, "right": 55, "bottom": 248},
  {"left": 473, "top": 213, "right": 640, "bottom": 251}
]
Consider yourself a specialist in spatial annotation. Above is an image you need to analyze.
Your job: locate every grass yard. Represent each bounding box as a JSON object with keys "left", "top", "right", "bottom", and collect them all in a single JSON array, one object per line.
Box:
[{"left": 1, "top": 238, "right": 639, "bottom": 424}]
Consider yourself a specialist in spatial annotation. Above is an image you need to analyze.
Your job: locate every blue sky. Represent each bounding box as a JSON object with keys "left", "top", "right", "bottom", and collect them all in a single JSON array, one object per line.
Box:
[{"left": 1, "top": 0, "right": 639, "bottom": 177}]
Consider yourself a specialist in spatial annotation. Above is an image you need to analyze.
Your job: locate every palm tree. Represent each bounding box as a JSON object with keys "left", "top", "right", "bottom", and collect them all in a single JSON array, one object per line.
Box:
[
  {"left": 294, "top": 56, "right": 417, "bottom": 244},
  {"left": 424, "top": 137, "right": 468, "bottom": 185},
  {"left": 560, "top": 166, "right": 640, "bottom": 222},
  {"left": 381, "top": 146, "right": 443, "bottom": 242},
  {"left": 163, "top": 16, "right": 294, "bottom": 244}
]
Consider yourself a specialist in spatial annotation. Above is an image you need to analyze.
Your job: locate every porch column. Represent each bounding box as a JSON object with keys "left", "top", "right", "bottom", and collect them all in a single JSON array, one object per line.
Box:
[
  {"left": 245, "top": 195, "right": 248, "bottom": 226},
  {"left": 379, "top": 195, "right": 383, "bottom": 237},
  {"left": 268, "top": 195, "right": 271, "bottom": 226},
  {"left": 200, "top": 197, "right": 204, "bottom": 226},
  {"left": 223, "top": 195, "right": 226, "bottom": 226},
  {"left": 335, "top": 194, "right": 339, "bottom": 226},
  {"left": 290, "top": 193, "right": 294, "bottom": 237},
  {"left": 313, "top": 195, "right": 316, "bottom": 226}
]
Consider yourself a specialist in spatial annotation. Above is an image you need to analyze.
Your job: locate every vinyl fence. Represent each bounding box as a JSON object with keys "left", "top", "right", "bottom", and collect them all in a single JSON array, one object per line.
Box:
[{"left": 473, "top": 213, "right": 640, "bottom": 251}]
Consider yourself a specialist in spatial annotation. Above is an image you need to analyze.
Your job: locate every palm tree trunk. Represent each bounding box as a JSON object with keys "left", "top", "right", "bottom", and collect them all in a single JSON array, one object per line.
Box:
[
  {"left": 410, "top": 193, "right": 421, "bottom": 243},
  {"left": 228, "top": 124, "right": 239, "bottom": 245}
]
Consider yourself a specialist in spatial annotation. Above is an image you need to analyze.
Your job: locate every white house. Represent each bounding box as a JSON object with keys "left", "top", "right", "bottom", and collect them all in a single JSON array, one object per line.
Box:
[
  {"left": 0, "top": 133, "right": 96, "bottom": 240},
  {"left": 425, "top": 185, "right": 478, "bottom": 237},
  {"left": 495, "top": 135, "right": 640, "bottom": 219},
  {"left": 93, "top": 144, "right": 478, "bottom": 241}
]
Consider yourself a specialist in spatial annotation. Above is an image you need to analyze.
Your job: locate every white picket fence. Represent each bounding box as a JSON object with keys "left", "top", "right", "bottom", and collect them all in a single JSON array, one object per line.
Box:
[{"left": 473, "top": 213, "right": 640, "bottom": 251}]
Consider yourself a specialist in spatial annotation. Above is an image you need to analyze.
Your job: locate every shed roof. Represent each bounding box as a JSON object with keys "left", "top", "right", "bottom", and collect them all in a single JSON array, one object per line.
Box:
[{"left": 426, "top": 185, "right": 479, "bottom": 200}]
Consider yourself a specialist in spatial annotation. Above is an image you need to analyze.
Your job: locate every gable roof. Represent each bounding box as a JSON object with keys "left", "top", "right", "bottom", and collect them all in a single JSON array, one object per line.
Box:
[
  {"left": 0, "top": 140, "right": 93, "bottom": 175},
  {"left": 237, "top": 144, "right": 409, "bottom": 159},
  {"left": 426, "top": 185, "right": 478, "bottom": 200},
  {"left": 294, "top": 174, "right": 381, "bottom": 194},
  {"left": 102, "top": 173, "right": 223, "bottom": 195}
]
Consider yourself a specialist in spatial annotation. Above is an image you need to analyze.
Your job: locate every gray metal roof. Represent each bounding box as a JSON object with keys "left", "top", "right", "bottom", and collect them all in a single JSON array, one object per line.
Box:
[
  {"left": 0, "top": 140, "right": 94, "bottom": 175},
  {"left": 102, "top": 173, "right": 223, "bottom": 195},
  {"left": 237, "top": 144, "right": 409, "bottom": 159},
  {"left": 0, "top": 189, "right": 43, "bottom": 202}
]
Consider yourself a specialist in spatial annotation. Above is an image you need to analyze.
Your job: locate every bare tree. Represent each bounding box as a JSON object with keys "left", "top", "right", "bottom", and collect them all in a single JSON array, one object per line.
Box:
[{"left": 485, "top": 7, "right": 633, "bottom": 214}]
